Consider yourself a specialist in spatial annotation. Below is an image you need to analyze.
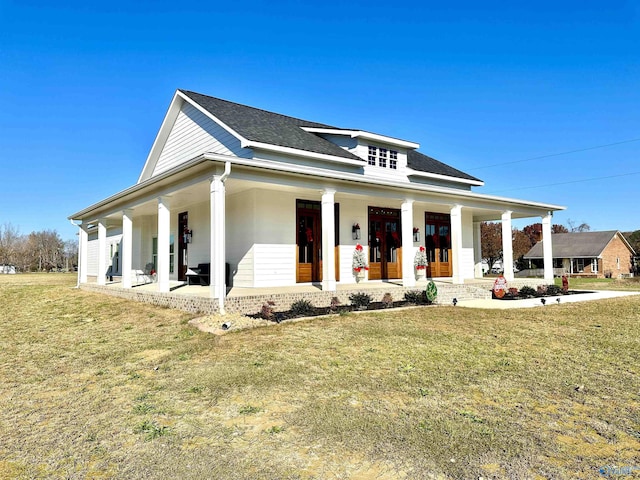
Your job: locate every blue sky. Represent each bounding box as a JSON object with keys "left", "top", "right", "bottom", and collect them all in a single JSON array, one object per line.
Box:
[{"left": 1, "top": 0, "right": 639, "bottom": 241}]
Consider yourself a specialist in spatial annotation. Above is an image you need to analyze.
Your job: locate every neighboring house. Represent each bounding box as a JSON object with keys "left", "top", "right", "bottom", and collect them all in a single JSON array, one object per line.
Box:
[
  {"left": 68, "top": 89, "right": 564, "bottom": 311},
  {"left": 523, "top": 231, "right": 636, "bottom": 278}
]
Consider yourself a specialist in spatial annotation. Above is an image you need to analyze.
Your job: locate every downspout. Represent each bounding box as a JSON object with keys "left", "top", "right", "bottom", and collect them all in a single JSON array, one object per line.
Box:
[
  {"left": 220, "top": 160, "right": 231, "bottom": 182},
  {"left": 69, "top": 219, "right": 82, "bottom": 288}
]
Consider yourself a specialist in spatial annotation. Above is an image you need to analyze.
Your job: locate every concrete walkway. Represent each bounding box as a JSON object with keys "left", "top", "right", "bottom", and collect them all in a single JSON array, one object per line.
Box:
[{"left": 456, "top": 290, "right": 640, "bottom": 309}]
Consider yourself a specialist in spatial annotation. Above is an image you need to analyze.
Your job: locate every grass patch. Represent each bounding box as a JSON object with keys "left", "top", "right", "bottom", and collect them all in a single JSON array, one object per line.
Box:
[{"left": 0, "top": 273, "right": 638, "bottom": 478}]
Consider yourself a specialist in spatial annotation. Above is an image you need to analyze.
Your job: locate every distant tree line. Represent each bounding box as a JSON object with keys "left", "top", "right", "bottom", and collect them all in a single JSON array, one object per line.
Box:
[{"left": 0, "top": 223, "right": 77, "bottom": 272}]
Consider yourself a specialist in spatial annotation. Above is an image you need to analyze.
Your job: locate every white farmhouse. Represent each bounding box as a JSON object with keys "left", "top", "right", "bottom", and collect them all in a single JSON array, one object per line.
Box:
[{"left": 69, "top": 90, "right": 563, "bottom": 312}]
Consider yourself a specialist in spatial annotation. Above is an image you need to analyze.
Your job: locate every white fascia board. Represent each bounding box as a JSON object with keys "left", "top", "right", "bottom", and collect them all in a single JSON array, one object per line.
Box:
[
  {"left": 202, "top": 152, "right": 565, "bottom": 212},
  {"left": 407, "top": 168, "right": 484, "bottom": 187},
  {"left": 137, "top": 90, "right": 184, "bottom": 183},
  {"left": 301, "top": 127, "right": 420, "bottom": 149},
  {"left": 241, "top": 141, "right": 365, "bottom": 166}
]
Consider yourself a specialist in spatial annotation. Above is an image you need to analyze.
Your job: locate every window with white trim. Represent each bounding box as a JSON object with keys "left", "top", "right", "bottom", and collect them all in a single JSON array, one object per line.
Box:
[
  {"left": 379, "top": 148, "right": 387, "bottom": 167},
  {"left": 367, "top": 146, "right": 398, "bottom": 169},
  {"left": 368, "top": 146, "right": 377, "bottom": 166},
  {"left": 390, "top": 150, "right": 398, "bottom": 169}
]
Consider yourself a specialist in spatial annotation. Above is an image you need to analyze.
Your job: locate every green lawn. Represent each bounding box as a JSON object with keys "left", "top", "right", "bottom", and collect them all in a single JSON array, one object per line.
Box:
[
  {"left": 555, "top": 276, "right": 640, "bottom": 292},
  {"left": 1, "top": 274, "right": 639, "bottom": 479}
]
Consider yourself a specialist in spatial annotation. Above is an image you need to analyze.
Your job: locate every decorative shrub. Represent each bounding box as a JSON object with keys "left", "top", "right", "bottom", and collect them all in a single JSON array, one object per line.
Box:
[
  {"left": 425, "top": 281, "right": 438, "bottom": 302},
  {"left": 259, "top": 300, "right": 276, "bottom": 320},
  {"left": 508, "top": 287, "right": 519, "bottom": 297},
  {"left": 381, "top": 292, "right": 393, "bottom": 308},
  {"left": 536, "top": 285, "right": 548, "bottom": 297},
  {"left": 329, "top": 296, "right": 341, "bottom": 312},
  {"left": 290, "top": 299, "right": 314, "bottom": 317},
  {"left": 404, "top": 290, "right": 426, "bottom": 304},
  {"left": 545, "top": 284, "right": 562, "bottom": 296},
  {"left": 349, "top": 292, "right": 372, "bottom": 310},
  {"left": 519, "top": 286, "right": 536, "bottom": 298}
]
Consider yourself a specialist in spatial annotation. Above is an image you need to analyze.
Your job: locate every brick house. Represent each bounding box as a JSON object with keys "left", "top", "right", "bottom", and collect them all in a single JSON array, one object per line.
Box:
[{"left": 524, "top": 231, "right": 636, "bottom": 278}]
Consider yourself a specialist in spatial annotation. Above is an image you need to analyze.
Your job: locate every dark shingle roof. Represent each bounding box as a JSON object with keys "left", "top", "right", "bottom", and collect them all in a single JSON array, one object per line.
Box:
[
  {"left": 524, "top": 231, "right": 622, "bottom": 259},
  {"left": 407, "top": 150, "right": 482, "bottom": 183},
  {"left": 180, "top": 89, "right": 482, "bottom": 182},
  {"left": 179, "top": 90, "right": 360, "bottom": 161}
]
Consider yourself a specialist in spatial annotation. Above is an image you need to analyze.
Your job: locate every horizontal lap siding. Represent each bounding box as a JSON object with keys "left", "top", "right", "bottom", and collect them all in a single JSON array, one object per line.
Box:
[
  {"left": 253, "top": 244, "right": 295, "bottom": 287},
  {"left": 233, "top": 245, "right": 254, "bottom": 287},
  {"left": 153, "top": 103, "right": 250, "bottom": 177}
]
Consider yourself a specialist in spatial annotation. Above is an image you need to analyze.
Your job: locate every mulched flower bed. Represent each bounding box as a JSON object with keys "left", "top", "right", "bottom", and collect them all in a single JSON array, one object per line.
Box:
[
  {"left": 248, "top": 300, "right": 433, "bottom": 323},
  {"left": 493, "top": 290, "right": 593, "bottom": 300}
]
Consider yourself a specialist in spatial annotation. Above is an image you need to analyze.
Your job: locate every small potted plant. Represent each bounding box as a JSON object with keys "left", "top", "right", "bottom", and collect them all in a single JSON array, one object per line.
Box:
[
  {"left": 414, "top": 245, "right": 428, "bottom": 279},
  {"left": 352, "top": 243, "right": 368, "bottom": 281}
]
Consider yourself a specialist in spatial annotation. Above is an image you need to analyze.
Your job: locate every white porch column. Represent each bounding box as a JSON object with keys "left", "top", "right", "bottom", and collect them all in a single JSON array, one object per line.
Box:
[
  {"left": 157, "top": 197, "right": 171, "bottom": 293},
  {"left": 450, "top": 205, "right": 464, "bottom": 284},
  {"left": 501, "top": 210, "right": 514, "bottom": 282},
  {"left": 121, "top": 210, "right": 133, "bottom": 289},
  {"left": 473, "top": 221, "right": 483, "bottom": 278},
  {"left": 97, "top": 219, "right": 107, "bottom": 285},
  {"left": 542, "top": 212, "right": 554, "bottom": 282},
  {"left": 401, "top": 200, "right": 415, "bottom": 287},
  {"left": 210, "top": 174, "right": 226, "bottom": 311},
  {"left": 321, "top": 189, "right": 337, "bottom": 291},
  {"left": 79, "top": 223, "right": 88, "bottom": 284}
]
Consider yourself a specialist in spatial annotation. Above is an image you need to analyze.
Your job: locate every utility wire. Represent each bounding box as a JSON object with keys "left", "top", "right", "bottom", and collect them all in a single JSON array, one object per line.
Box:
[
  {"left": 467, "top": 137, "right": 640, "bottom": 171},
  {"left": 485, "top": 170, "right": 640, "bottom": 195}
]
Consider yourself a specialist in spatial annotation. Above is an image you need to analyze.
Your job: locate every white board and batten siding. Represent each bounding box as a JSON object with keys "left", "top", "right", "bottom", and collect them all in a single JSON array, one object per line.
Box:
[{"left": 152, "top": 103, "right": 251, "bottom": 177}]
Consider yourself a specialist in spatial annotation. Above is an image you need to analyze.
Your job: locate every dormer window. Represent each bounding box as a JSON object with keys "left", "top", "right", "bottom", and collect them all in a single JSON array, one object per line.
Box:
[
  {"left": 379, "top": 148, "right": 387, "bottom": 167},
  {"left": 367, "top": 146, "right": 398, "bottom": 169},
  {"left": 368, "top": 146, "right": 377, "bottom": 166},
  {"left": 390, "top": 150, "right": 398, "bottom": 169}
]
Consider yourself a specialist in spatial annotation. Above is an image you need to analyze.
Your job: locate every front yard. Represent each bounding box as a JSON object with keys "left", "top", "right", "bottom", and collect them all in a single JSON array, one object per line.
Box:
[{"left": 1, "top": 274, "right": 638, "bottom": 479}]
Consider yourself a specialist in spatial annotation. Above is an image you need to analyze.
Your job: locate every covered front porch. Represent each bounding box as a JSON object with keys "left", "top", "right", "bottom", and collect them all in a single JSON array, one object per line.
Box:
[{"left": 75, "top": 158, "right": 558, "bottom": 313}]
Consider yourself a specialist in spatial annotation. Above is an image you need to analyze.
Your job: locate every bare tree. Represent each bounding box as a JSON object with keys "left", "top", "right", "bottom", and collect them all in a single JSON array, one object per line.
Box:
[
  {"left": 63, "top": 239, "right": 78, "bottom": 271},
  {"left": 25, "top": 230, "right": 64, "bottom": 271},
  {"left": 0, "top": 223, "right": 22, "bottom": 269},
  {"left": 567, "top": 218, "right": 591, "bottom": 232}
]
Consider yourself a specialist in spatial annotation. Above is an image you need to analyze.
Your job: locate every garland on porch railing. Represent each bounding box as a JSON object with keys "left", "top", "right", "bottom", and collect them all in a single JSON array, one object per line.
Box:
[{"left": 352, "top": 244, "right": 369, "bottom": 273}]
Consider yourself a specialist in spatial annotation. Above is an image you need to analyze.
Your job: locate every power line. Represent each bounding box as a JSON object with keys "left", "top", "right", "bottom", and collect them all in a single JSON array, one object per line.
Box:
[
  {"left": 467, "top": 137, "right": 640, "bottom": 171},
  {"left": 485, "top": 170, "right": 640, "bottom": 195}
]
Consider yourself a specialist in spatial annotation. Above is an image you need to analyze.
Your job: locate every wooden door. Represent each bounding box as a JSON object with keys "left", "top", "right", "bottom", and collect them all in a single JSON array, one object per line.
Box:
[
  {"left": 296, "top": 200, "right": 322, "bottom": 283},
  {"left": 178, "top": 211, "right": 189, "bottom": 281},
  {"left": 425, "top": 213, "right": 452, "bottom": 277},
  {"left": 368, "top": 207, "right": 402, "bottom": 280}
]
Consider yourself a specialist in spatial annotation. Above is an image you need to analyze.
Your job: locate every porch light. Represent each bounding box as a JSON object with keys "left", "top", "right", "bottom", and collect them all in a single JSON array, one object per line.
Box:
[
  {"left": 413, "top": 227, "right": 420, "bottom": 242},
  {"left": 183, "top": 228, "right": 193, "bottom": 244},
  {"left": 352, "top": 223, "right": 361, "bottom": 240}
]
